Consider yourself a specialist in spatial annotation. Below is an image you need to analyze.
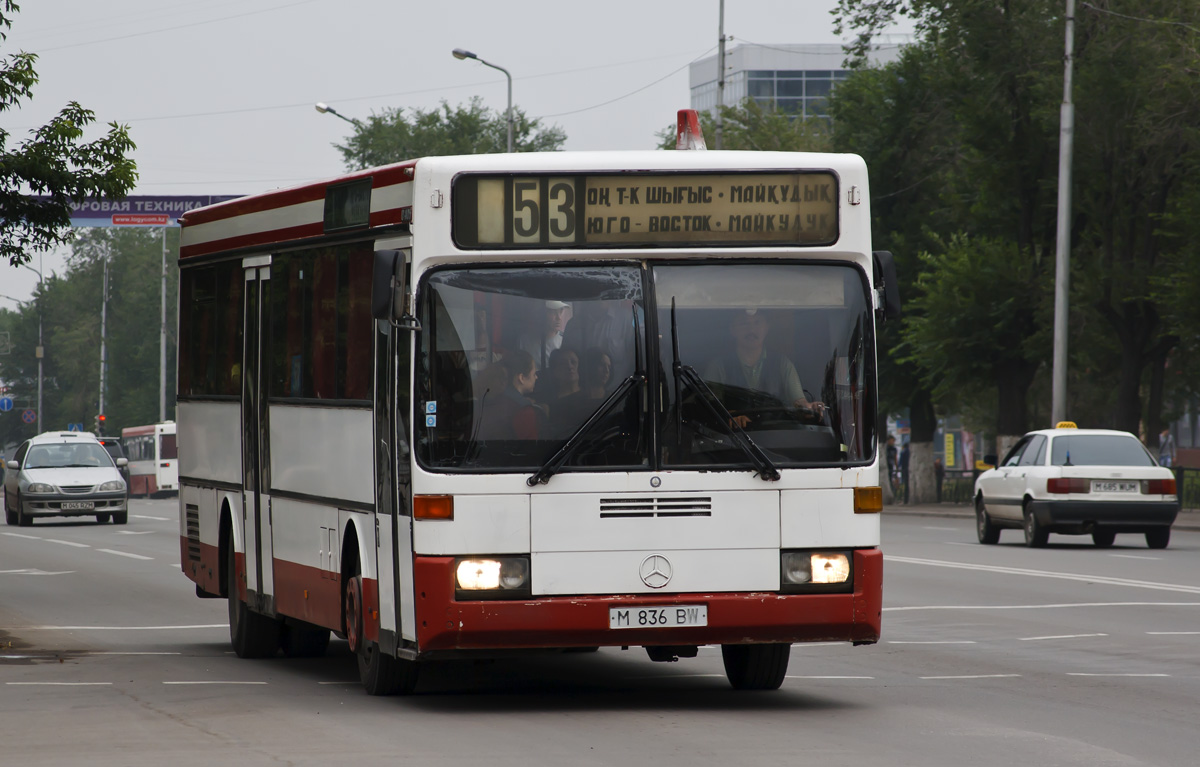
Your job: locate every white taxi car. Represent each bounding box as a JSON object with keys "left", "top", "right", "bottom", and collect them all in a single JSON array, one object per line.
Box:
[
  {"left": 3, "top": 431, "right": 129, "bottom": 526},
  {"left": 974, "top": 423, "right": 1178, "bottom": 548}
]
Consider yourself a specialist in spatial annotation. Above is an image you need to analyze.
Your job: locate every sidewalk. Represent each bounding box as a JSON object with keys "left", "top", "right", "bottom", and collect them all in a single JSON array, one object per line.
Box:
[{"left": 884, "top": 501, "right": 1200, "bottom": 531}]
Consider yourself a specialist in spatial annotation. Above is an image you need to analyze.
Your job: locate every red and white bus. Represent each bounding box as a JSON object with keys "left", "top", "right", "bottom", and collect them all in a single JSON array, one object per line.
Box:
[
  {"left": 176, "top": 113, "right": 898, "bottom": 694},
  {"left": 121, "top": 422, "right": 178, "bottom": 496}
]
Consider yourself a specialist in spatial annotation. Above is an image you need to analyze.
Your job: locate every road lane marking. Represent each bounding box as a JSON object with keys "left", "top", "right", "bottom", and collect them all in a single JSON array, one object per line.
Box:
[
  {"left": 1146, "top": 631, "right": 1200, "bottom": 635},
  {"left": 787, "top": 675, "right": 875, "bottom": 679},
  {"left": 7, "top": 624, "right": 225, "bottom": 631},
  {"left": 886, "top": 555, "right": 1200, "bottom": 595},
  {"left": 131, "top": 515, "right": 169, "bottom": 521},
  {"left": 1067, "top": 673, "right": 1169, "bottom": 677},
  {"left": 97, "top": 548, "right": 153, "bottom": 561},
  {"left": 163, "top": 681, "right": 267, "bottom": 685},
  {"left": 886, "top": 602, "right": 1200, "bottom": 612},
  {"left": 1020, "top": 633, "right": 1108, "bottom": 641},
  {"left": 2, "top": 532, "right": 42, "bottom": 540},
  {"left": 920, "top": 674, "right": 1021, "bottom": 680},
  {"left": 6, "top": 681, "right": 113, "bottom": 687},
  {"left": 888, "top": 640, "right": 977, "bottom": 644},
  {"left": 0, "top": 569, "right": 75, "bottom": 576},
  {"left": 44, "top": 539, "right": 90, "bottom": 548},
  {"left": 1110, "top": 554, "right": 1160, "bottom": 561},
  {"left": 116, "top": 531, "right": 155, "bottom": 535}
]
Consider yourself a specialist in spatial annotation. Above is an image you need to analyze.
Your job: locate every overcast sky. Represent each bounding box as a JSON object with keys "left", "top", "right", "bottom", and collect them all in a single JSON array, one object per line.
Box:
[{"left": 1, "top": 0, "right": 911, "bottom": 302}]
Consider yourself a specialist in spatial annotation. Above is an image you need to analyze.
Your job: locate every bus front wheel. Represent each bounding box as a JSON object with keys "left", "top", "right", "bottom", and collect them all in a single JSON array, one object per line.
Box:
[{"left": 721, "top": 643, "right": 790, "bottom": 690}]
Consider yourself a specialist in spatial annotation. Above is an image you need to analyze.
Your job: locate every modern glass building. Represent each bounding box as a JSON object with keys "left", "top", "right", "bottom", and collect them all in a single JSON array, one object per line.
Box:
[{"left": 690, "top": 43, "right": 904, "bottom": 120}]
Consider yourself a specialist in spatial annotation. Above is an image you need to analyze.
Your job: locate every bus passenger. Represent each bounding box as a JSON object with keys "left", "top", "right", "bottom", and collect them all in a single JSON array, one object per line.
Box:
[
  {"left": 552, "top": 347, "right": 612, "bottom": 435},
  {"left": 533, "top": 347, "right": 580, "bottom": 406},
  {"left": 519, "top": 300, "right": 571, "bottom": 371},
  {"left": 704, "top": 309, "right": 824, "bottom": 428},
  {"left": 477, "top": 350, "right": 546, "bottom": 441}
]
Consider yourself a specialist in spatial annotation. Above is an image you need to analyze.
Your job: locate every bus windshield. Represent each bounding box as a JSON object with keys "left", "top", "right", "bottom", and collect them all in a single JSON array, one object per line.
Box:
[{"left": 416, "top": 261, "right": 875, "bottom": 473}]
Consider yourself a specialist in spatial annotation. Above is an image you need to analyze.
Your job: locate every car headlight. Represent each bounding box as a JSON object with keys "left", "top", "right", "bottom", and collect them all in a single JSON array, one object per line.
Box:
[
  {"left": 781, "top": 550, "right": 853, "bottom": 592},
  {"left": 98, "top": 480, "right": 126, "bottom": 492},
  {"left": 26, "top": 483, "right": 55, "bottom": 494},
  {"left": 455, "top": 556, "right": 530, "bottom": 599}
]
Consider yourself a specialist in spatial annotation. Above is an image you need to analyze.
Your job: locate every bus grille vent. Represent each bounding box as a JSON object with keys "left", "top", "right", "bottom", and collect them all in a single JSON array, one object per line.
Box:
[
  {"left": 185, "top": 504, "right": 201, "bottom": 563},
  {"left": 599, "top": 496, "right": 712, "bottom": 518}
]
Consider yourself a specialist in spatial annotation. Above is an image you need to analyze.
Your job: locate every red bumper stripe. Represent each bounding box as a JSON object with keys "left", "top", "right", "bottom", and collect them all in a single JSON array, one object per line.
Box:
[{"left": 414, "top": 549, "right": 882, "bottom": 651}]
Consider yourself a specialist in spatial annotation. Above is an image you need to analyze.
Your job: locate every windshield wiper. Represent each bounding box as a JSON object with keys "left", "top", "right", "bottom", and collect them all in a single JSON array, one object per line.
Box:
[
  {"left": 670, "top": 299, "right": 780, "bottom": 482},
  {"left": 527, "top": 305, "right": 646, "bottom": 486}
]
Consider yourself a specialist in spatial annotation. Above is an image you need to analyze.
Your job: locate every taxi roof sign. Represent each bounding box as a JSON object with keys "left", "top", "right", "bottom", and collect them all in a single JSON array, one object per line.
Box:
[{"left": 1055, "top": 421, "right": 1078, "bottom": 429}]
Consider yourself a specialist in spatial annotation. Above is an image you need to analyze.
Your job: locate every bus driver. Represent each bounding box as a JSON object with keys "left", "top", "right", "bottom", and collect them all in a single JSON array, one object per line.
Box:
[{"left": 704, "top": 309, "right": 825, "bottom": 429}]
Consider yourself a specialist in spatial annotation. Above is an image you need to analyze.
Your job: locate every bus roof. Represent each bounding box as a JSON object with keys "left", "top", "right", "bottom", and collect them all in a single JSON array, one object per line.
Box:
[{"left": 178, "top": 150, "right": 869, "bottom": 261}]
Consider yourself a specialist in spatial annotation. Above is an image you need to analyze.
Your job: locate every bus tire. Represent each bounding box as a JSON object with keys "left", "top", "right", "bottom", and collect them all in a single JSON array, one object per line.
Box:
[
  {"left": 721, "top": 643, "right": 790, "bottom": 690},
  {"left": 227, "top": 536, "right": 280, "bottom": 658},
  {"left": 345, "top": 572, "right": 418, "bottom": 695},
  {"left": 280, "top": 624, "right": 331, "bottom": 658}
]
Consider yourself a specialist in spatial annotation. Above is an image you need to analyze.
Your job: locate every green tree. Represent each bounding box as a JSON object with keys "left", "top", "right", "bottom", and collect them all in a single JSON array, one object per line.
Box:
[
  {"left": 0, "top": 228, "right": 176, "bottom": 448},
  {"left": 336, "top": 97, "right": 566, "bottom": 170},
  {"left": 0, "top": 1, "right": 137, "bottom": 267}
]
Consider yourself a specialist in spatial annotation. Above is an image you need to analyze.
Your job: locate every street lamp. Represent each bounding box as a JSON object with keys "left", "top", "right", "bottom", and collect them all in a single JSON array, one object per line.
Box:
[
  {"left": 314, "top": 102, "right": 362, "bottom": 127},
  {"left": 20, "top": 261, "right": 44, "bottom": 432},
  {"left": 452, "top": 48, "right": 513, "bottom": 153}
]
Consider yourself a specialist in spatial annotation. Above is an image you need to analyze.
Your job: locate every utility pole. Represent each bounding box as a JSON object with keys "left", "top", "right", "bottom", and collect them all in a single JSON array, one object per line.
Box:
[
  {"left": 715, "top": 0, "right": 726, "bottom": 150},
  {"left": 1051, "top": 0, "right": 1075, "bottom": 425},
  {"left": 98, "top": 255, "right": 109, "bottom": 435},
  {"left": 160, "top": 228, "right": 168, "bottom": 422}
]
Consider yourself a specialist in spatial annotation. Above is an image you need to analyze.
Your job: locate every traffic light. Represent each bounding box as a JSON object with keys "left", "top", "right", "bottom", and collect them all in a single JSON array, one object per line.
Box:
[{"left": 94, "top": 414, "right": 105, "bottom": 434}]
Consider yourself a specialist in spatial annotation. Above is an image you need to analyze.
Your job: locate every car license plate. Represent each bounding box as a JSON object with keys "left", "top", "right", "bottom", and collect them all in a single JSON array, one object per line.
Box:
[
  {"left": 60, "top": 501, "right": 95, "bottom": 510},
  {"left": 1092, "top": 481, "right": 1137, "bottom": 493},
  {"left": 609, "top": 605, "right": 707, "bottom": 630}
]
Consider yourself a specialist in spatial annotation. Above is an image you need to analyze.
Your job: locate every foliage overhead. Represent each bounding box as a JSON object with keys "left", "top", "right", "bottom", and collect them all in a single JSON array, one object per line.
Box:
[
  {"left": 335, "top": 96, "right": 566, "bottom": 170},
  {"left": 0, "top": 1, "right": 137, "bottom": 267}
]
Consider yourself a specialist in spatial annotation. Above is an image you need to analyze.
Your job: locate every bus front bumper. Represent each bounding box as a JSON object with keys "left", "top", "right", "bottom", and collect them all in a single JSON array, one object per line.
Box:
[{"left": 413, "top": 549, "right": 882, "bottom": 652}]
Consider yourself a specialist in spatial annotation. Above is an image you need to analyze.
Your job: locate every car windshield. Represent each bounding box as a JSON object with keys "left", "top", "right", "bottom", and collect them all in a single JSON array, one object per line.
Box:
[
  {"left": 25, "top": 442, "right": 115, "bottom": 469},
  {"left": 415, "top": 262, "right": 876, "bottom": 473},
  {"left": 1050, "top": 434, "right": 1155, "bottom": 467}
]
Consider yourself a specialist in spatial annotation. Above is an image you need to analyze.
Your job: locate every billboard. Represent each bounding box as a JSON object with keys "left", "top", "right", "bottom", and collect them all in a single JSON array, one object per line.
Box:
[{"left": 33, "top": 195, "right": 242, "bottom": 227}]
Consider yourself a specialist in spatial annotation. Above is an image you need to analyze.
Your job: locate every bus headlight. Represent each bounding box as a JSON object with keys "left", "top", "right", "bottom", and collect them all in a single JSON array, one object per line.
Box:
[
  {"left": 781, "top": 550, "right": 853, "bottom": 592},
  {"left": 26, "top": 483, "right": 54, "bottom": 494},
  {"left": 455, "top": 556, "right": 531, "bottom": 599}
]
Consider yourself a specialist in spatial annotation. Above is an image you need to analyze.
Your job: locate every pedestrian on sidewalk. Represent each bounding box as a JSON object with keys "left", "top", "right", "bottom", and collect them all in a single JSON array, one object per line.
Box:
[
  {"left": 885, "top": 435, "right": 898, "bottom": 496},
  {"left": 934, "top": 456, "right": 944, "bottom": 503},
  {"left": 1159, "top": 427, "right": 1176, "bottom": 468},
  {"left": 900, "top": 440, "right": 910, "bottom": 504}
]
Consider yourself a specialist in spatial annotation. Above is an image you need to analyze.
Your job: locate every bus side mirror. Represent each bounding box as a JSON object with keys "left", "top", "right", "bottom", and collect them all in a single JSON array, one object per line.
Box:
[
  {"left": 872, "top": 251, "right": 902, "bottom": 321},
  {"left": 372, "top": 249, "right": 421, "bottom": 331}
]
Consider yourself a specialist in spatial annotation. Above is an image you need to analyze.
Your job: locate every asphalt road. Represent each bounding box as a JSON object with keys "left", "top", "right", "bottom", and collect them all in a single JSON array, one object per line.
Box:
[{"left": 3, "top": 499, "right": 1199, "bottom": 766}]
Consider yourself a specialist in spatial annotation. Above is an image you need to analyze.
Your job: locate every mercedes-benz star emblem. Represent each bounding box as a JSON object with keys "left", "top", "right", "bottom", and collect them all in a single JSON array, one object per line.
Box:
[{"left": 639, "top": 554, "right": 673, "bottom": 589}]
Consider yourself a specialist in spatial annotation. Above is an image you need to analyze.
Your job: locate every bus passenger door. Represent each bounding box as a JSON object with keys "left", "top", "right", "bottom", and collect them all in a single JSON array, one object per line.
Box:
[{"left": 241, "top": 259, "right": 275, "bottom": 613}]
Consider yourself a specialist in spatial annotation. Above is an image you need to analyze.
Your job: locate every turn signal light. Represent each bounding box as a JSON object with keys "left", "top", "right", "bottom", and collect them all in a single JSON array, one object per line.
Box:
[
  {"left": 1142, "top": 479, "right": 1176, "bottom": 496},
  {"left": 414, "top": 495, "right": 453, "bottom": 520},
  {"left": 854, "top": 486, "right": 883, "bottom": 513},
  {"left": 1047, "top": 478, "right": 1090, "bottom": 494}
]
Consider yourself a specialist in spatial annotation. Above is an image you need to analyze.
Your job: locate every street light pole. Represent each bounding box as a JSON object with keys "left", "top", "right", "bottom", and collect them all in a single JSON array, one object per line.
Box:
[
  {"left": 314, "top": 102, "right": 362, "bottom": 127},
  {"left": 452, "top": 48, "right": 513, "bottom": 153},
  {"left": 21, "top": 261, "right": 44, "bottom": 432},
  {"left": 1051, "top": 0, "right": 1076, "bottom": 425}
]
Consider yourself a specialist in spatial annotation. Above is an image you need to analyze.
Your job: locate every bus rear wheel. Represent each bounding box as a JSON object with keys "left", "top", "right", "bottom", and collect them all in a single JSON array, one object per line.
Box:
[
  {"left": 721, "top": 643, "right": 790, "bottom": 690},
  {"left": 227, "top": 537, "right": 280, "bottom": 658},
  {"left": 345, "top": 572, "right": 418, "bottom": 695}
]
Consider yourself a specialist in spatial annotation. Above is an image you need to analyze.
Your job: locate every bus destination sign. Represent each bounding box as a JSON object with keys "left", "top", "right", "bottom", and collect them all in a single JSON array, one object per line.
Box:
[{"left": 453, "top": 172, "right": 839, "bottom": 249}]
